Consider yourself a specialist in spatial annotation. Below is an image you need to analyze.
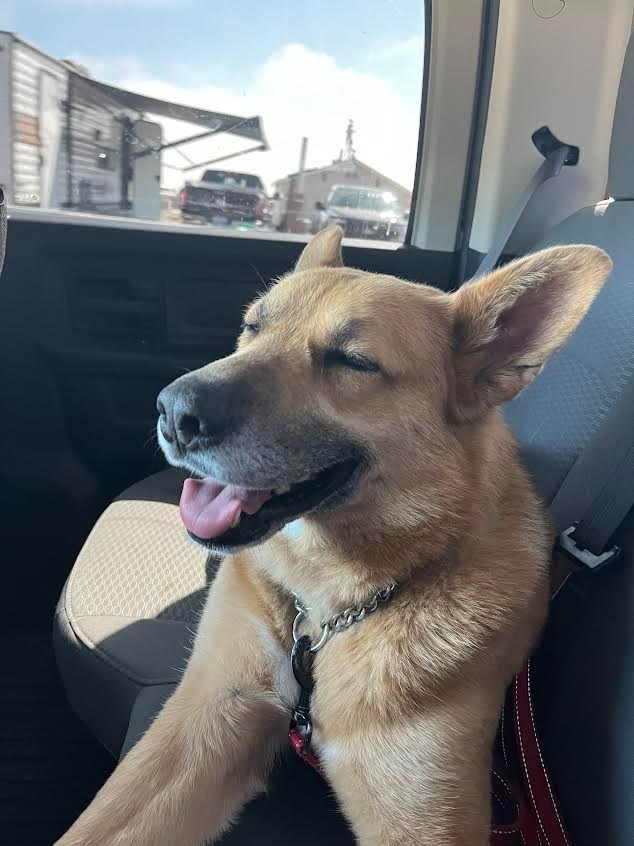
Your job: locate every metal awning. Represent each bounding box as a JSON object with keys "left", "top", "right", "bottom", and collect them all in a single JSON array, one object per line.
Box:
[
  {"left": 69, "top": 72, "right": 267, "bottom": 143},
  {"left": 68, "top": 71, "right": 269, "bottom": 170}
]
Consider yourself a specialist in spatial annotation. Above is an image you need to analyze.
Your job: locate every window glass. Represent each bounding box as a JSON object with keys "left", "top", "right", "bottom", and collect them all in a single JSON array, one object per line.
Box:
[{"left": 0, "top": 1, "right": 425, "bottom": 245}]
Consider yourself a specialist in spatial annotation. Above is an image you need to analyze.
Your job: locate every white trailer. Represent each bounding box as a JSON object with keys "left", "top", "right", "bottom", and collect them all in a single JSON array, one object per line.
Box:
[
  {"left": 0, "top": 32, "right": 269, "bottom": 219},
  {"left": 0, "top": 32, "right": 71, "bottom": 208}
]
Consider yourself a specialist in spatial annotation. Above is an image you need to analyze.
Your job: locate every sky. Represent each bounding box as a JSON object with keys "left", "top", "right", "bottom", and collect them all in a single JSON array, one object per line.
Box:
[{"left": 1, "top": 0, "right": 425, "bottom": 193}]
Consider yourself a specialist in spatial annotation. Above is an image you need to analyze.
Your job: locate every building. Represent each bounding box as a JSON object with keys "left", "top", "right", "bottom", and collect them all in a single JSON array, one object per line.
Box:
[{"left": 273, "top": 155, "right": 412, "bottom": 227}]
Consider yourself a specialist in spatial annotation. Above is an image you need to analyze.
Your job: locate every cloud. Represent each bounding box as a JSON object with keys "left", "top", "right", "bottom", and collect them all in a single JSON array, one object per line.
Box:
[
  {"left": 366, "top": 34, "right": 425, "bottom": 63},
  {"left": 76, "top": 43, "right": 422, "bottom": 195},
  {"left": 67, "top": 54, "right": 148, "bottom": 80}
]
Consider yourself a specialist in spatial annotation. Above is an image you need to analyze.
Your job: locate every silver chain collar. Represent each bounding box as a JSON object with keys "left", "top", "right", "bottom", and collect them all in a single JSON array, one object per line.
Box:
[{"left": 291, "top": 582, "right": 397, "bottom": 654}]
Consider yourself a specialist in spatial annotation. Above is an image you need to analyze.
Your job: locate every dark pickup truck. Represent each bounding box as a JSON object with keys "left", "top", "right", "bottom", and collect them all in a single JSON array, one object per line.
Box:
[{"left": 178, "top": 169, "right": 269, "bottom": 226}]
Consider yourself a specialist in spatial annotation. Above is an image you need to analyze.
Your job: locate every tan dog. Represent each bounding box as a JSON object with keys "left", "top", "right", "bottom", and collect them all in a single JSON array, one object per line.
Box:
[{"left": 58, "top": 227, "right": 611, "bottom": 846}]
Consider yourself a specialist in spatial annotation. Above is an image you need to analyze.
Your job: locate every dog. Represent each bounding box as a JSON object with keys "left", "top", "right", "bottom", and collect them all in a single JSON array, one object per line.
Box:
[{"left": 58, "top": 226, "right": 611, "bottom": 845}]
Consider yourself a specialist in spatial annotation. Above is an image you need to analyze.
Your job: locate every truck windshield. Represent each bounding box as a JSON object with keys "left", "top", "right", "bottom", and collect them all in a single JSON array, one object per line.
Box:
[
  {"left": 329, "top": 188, "right": 398, "bottom": 212},
  {"left": 202, "top": 171, "right": 263, "bottom": 190}
]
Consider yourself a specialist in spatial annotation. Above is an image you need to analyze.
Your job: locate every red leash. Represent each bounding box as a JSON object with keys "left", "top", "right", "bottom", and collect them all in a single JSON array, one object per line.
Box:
[
  {"left": 289, "top": 657, "right": 570, "bottom": 845},
  {"left": 289, "top": 727, "right": 324, "bottom": 776},
  {"left": 489, "top": 659, "right": 570, "bottom": 846}
]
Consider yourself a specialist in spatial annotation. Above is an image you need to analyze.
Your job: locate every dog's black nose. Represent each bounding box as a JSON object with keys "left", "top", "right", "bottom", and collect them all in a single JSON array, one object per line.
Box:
[{"left": 157, "top": 376, "right": 236, "bottom": 451}]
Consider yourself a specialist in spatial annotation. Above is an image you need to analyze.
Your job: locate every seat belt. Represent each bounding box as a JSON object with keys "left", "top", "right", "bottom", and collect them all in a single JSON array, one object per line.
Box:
[
  {"left": 551, "top": 377, "right": 634, "bottom": 579},
  {"left": 473, "top": 127, "right": 578, "bottom": 278}
]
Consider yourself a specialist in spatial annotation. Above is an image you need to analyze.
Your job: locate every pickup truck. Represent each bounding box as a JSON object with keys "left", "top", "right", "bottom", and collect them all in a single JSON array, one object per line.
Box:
[
  {"left": 178, "top": 169, "right": 269, "bottom": 227},
  {"left": 316, "top": 185, "right": 407, "bottom": 241}
]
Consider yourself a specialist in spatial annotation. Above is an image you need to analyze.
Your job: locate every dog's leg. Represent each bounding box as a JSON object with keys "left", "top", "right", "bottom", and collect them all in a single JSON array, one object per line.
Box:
[
  {"left": 321, "top": 705, "right": 495, "bottom": 846},
  {"left": 57, "top": 560, "right": 292, "bottom": 846}
]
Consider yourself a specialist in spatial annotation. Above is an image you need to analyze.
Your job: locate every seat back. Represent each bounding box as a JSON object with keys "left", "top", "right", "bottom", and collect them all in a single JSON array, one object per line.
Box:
[
  {"left": 505, "top": 34, "right": 634, "bottom": 846},
  {"left": 506, "top": 35, "right": 634, "bottom": 505}
]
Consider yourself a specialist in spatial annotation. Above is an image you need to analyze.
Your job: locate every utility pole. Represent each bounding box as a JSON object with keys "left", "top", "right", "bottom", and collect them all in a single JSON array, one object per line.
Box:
[{"left": 286, "top": 136, "right": 308, "bottom": 233}]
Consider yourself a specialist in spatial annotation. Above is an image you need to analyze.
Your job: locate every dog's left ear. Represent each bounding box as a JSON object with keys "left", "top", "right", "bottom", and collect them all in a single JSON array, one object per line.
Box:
[
  {"left": 295, "top": 225, "right": 343, "bottom": 271},
  {"left": 450, "top": 245, "right": 612, "bottom": 421}
]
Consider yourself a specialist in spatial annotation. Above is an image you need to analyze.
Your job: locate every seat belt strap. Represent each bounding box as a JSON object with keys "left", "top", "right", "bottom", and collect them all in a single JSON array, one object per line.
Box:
[
  {"left": 551, "top": 377, "right": 634, "bottom": 569},
  {"left": 474, "top": 127, "right": 577, "bottom": 278}
]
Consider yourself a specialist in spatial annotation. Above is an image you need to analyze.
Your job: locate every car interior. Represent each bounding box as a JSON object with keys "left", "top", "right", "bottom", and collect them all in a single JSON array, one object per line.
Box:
[{"left": 0, "top": 2, "right": 632, "bottom": 845}]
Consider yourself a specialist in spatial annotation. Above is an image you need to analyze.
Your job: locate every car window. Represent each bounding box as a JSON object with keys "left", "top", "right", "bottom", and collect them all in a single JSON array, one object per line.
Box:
[{"left": 0, "top": 1, "right": 425, "bottom": 246}]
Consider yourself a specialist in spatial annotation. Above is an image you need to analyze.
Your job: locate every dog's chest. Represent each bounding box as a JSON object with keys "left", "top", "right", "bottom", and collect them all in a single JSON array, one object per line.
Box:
[{"left": 257, "top": 622, "right": 299, "bottom": 708}]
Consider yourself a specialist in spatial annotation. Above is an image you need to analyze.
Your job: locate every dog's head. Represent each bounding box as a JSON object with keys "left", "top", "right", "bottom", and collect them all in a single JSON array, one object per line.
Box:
[{"left": 157, "top": 226, "right": 611, "bottom": 553}]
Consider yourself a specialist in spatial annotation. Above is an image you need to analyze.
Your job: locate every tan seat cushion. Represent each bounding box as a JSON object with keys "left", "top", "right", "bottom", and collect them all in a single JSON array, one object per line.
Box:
[{"left": 54, "top": 469, "right": 217, "bottom": 755}]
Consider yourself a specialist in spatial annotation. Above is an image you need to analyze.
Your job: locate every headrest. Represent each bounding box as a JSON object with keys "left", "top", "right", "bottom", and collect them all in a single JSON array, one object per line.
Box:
[{"left": 607, "top": 34, "right": 634, "bottom": 200}]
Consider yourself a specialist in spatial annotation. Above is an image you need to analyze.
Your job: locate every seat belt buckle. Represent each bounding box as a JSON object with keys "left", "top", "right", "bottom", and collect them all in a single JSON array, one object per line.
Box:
[{"left": 556, "top": 525, "right": 622, "bottom": 572}]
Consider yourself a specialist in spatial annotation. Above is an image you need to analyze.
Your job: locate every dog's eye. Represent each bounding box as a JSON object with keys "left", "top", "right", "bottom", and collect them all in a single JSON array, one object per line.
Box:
[
  {"left": 324, "top": 349, "right": 380, "bottom": 373},
  {"left": 242, "top": 321, "right": 260, "bottom": 334}
]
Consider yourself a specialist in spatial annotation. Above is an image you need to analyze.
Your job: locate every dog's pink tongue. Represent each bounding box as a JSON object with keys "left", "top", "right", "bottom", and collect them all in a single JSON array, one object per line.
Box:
[{"left": 180, "top": 478, "right": 271, "bottom": 539}]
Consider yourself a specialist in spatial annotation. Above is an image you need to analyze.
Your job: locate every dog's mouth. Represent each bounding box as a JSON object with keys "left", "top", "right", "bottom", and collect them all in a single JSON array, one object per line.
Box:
[{"left": 180, "top": 457, "right": 361, "bottom": 550}]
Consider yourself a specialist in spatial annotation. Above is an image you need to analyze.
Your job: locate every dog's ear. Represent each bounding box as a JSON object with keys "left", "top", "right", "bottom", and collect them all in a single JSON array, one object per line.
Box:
[
  {"left": 295, "top": 225, "right": 343, "bottom": 272},
  {"left": 450, "top": 245, "right": 612, "bottom": 421}
]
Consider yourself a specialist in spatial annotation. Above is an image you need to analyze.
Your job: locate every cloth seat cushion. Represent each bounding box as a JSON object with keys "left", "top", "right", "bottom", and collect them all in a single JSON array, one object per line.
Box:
[{"left": 54, "top": 469, "right": 216, "bottom": 755}]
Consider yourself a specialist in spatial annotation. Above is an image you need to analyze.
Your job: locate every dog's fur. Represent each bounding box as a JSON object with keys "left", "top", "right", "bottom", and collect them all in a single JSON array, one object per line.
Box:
[{"left": 58, "top": 227, "right": 611, "bottom": 845}]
